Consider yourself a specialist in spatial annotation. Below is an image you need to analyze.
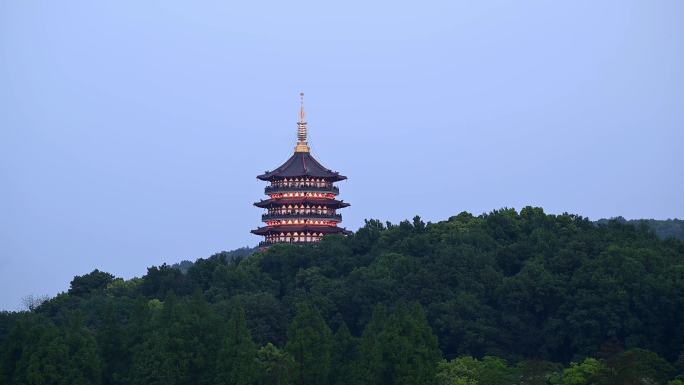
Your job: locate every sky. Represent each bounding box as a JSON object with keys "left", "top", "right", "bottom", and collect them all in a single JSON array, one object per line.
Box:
[{"left": 1, "top": 1, "right": 683, "bottom": 310}]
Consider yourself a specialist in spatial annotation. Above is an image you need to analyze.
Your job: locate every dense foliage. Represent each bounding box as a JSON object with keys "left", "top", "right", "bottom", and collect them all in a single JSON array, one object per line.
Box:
[
  {"left": 596, "top": 218, "right": 684, "bottom": 242},
  {"left": 1, "top": 207, "right": 684, "bottom": 384}
]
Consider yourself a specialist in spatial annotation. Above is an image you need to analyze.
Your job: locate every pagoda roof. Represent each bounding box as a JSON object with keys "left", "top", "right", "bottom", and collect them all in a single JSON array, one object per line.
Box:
[
  {"left": 254, "top": 197, "right": 350, "bottom": 209},
  {"left": 258, "top": 152, "right": 346, "bottom": 182},
  {"left": 251, "top": 225, "right": 352, "bottom": 236}
]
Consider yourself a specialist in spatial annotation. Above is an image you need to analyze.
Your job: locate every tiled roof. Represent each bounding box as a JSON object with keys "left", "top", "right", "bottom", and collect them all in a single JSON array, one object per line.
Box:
[{"left": 257, "top": 152, "right": 346, "bottom": 181}]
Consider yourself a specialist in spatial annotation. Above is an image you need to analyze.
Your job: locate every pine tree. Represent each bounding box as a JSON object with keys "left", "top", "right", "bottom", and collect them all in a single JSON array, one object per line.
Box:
[
  {"left": 358, "top": 303, "right": 441, "bottom": 385},
  {"left": 129, "top": 294, "right": 191, "bottom": 385},
  {"left": 11, "top": 315, "right": 65, "bottom": 385},
  {"left": 216, "top": 306, "right": 259, "bottom": 385},
  {"left": 285, "top": 303, "right": 333, "bottom": 385},
  {"left": 330, "top": 321, "right": 359, "bottom": 385},
  {"left": 381, "top": 303, "right": 441, "bottom": 385},
  {"left": 186, "top": 290, "right": 223, "bottom": 385},
  {"left": 357, "top": 306, "right": 389, "bottom": 385},
  {"left": 98, "top": 301, "right": 124, "bottom": 385},
  {"left": 129, "top": 328, "right": 177, "bottom": 385},
  {"left": 14, "top": 312, "right": 103, "bottom": 385},
  {"left": 62, "top": 311, "right": 103, "bottom": 385}
]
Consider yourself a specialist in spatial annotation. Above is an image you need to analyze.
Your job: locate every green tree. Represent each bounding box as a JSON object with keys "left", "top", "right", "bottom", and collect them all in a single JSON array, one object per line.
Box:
[
  {"left": 359, "top": 303, "right": 441, "bottom": 385},
  {"left": 436, "top": 357, "right": 479, "bottom": 385},
  {"left": 593, "top": 348, "right": 674, "bottom": 385},
  {"left": 98, "top": 301, "right": 124, "bottom": 385},
  {"left": 382, "top": 303, "right": 442, "bottom": 385},
  {"left": 129, "top": 292, "right": 221, "bottom": 385},
  {"left": 257, "top": 343, "right": 295, "bottom": 385},
  {"left": 61, "top": 311, "right": 103, "bottom": 385},
  {"left": 68, "top": 269, "right": 115, "bottom": 296},
  {"left": 549, "top": 358, "right": 602, "bottom": 385},
  {"left": 3, "top": 312, "right": 103, "bottom": 385},
  {"left": 330, "top": 321, "right": 359, "bottom": 385},
  {"left": 216, "top": 306, "right": 259, "bottom": 385},
  {"left": 436, "top": 356, "right": 518, "bottom": 385},
  {"left": 129, "top": 328, "right": 180, "bottom": 385},
  {"left": 357, "top": 306, "right": 389, "bottom": 385},
  {"left": 477, "top": 356, "right": 519, "bottom": 385},
  {"left": 285, "top": 303, "right": 333, "bottom": 385},
  {"left": 518, "top": 359, "right": 560, "bottom": 385}
]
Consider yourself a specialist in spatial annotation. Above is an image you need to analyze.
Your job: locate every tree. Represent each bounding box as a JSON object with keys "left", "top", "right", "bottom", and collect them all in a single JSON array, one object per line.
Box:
[
  {"left": 285, "top": 303, "right": 333, "bottom": 385},
  {"left": 141, "top": 264, "right": 191, "bottom": 298},
  {"left": 381, "top": 303, "right": 442, "bottom": 385},
  {"left": 359, "top": 303, "right": 441, "bottom": 385},
  {"left": 3, "top": 312, "right": 103, "bottom": 385},
  {"left": 61, "top": 311, "right": 103, "bottom": 385},
  {"left": 517, "top": 359, "right": 559, "bottom": 385},
  {"left": 216, "top": 306, "right": 259, "bottom": 385},
  {"left": 436, "top": 356, "right": 518, "bottom": 385},
  {"left": 257, "top": 343, "right": 295, "bottom": 385},
  {"left": 98, "top": 301, "right": 124, "bottom": 385},
  {"left": 477, "top": 356, "right": 519, "bottom": 385},
  {"left": 549, "top": 358, "right": 602, "bottom": 385},
  {"left": 330, "top": 321, "right": 359, "bottom": 385},
  {"left": 0, "top": 313, "right": 55, "bottom": 383},
  {"left": 129, "top": 292, "right": 221, "bottom": 385},
  {"left": 436, "top": 357, "right": 479, "bottom": 385},
  {"left": 21, "top": 294, "right": 50, "bottom": 311},
  {"left": 357, "top": 305, "right": 389, "bottom": 385},
  {"left": 69, "top": 269, "right": 115, "bottom": 296},
  {"left": 593, "top": 348, "right": 674, "bottom": 385},
  {"left": 129, "top": 328, "right": 180, "bottom": 385}
]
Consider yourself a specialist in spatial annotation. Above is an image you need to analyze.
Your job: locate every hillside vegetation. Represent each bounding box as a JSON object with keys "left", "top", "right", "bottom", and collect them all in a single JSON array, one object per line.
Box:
[
  {"left": 596, "top": 217, "right": 684, "bottom": 241},
  {"left": 1, "top": 207, "right": 684, "bottom": 385}
]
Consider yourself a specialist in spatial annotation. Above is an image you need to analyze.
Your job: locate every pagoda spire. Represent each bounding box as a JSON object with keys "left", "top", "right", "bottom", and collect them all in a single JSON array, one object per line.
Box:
[{"left": 295, "top": 92, "right": 310, "bottom": 153}]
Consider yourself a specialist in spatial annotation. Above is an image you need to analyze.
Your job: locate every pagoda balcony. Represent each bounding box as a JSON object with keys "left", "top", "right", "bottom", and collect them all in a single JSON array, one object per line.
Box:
[
  {"left": 261, "top": 213, "right": 342, "bottom": 222},
  {"left": 264, "top": 185, "right": 339, "bottom": 195},
  {"left": 258, "top": 240, "right": 322, "bottom": 247}
]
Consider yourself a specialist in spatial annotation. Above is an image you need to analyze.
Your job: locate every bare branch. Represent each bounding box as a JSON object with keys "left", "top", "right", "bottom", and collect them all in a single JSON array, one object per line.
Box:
[{"left": 21, "top": 294, "right": 50, "bottom": 312}]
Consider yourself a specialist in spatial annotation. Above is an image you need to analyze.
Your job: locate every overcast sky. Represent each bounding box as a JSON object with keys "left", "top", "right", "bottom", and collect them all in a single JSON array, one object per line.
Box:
[{"left": 1, "top": 1, "right": 683, "bottom": 310}]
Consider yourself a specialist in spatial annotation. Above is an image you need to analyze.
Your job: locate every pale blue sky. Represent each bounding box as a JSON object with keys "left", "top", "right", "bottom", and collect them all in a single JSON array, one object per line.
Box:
[{"left": 1, "top": 1, "right": 683, "bottom": 310}]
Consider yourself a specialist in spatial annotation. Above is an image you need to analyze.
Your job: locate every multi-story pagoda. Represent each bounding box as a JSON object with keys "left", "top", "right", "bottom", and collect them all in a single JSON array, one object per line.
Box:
[{"left": 251, "top": 94, "right": 351, "bottom": 246}]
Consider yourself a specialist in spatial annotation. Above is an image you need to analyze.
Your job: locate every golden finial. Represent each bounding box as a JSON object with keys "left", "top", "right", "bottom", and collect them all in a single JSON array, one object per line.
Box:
[{"left": 295, "top": 92, "right": 310, "bottom": 153}]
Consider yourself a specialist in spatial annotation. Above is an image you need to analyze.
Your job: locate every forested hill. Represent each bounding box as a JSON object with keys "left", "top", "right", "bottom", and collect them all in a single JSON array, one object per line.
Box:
[
  {"left": 2, "top": 207, "right": 684, "bottom": 385},
  {"left": 596, "top": 217, "right": 684, "bottom": 241}
]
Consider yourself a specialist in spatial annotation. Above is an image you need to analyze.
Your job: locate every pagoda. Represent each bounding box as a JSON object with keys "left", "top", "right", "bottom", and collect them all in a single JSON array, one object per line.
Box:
[{"left": 251, "top": 94, "right": 351, "bottom": 246}]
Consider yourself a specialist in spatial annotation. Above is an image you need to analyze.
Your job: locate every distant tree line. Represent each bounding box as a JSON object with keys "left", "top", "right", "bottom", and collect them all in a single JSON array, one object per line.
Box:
[
  {"left": 170, "top": 246, "right": 257, "bottom": 274},
  {"left": 596, "top": 217, "right": 684, "bottom": 241},
  {"left": 1, "top": 207, "right": 684, "bottom": 384}
]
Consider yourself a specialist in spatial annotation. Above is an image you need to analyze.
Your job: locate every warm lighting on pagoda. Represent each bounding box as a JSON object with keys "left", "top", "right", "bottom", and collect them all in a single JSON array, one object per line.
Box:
[{"left": 251, "top": 93, "right": 351, "bottom": 246}]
